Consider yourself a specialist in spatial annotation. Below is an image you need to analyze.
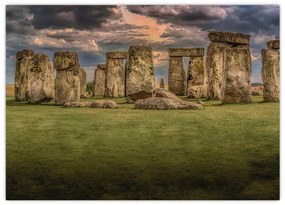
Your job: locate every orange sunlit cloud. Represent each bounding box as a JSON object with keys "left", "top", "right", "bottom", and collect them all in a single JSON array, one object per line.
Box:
[{"left": 120, "top": 6, "right": 169, "bottom": 43}]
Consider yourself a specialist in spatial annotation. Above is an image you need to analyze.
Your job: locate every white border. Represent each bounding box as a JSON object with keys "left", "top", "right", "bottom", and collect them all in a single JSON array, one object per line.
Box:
[{"left": 1, "top": 1, "right": 283, "bottom": 205}]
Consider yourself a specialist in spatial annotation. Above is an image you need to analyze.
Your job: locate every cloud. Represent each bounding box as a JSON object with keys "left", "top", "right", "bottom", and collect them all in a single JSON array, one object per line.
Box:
[
  {"left": 32, "top": 29, "right": 100, "bottom": 52},
  {"left": 28, "top": 5, "right": 122, "bottom": 30},
  {"left": 127, "top": 5, "right": 229, "bottom": 26}
]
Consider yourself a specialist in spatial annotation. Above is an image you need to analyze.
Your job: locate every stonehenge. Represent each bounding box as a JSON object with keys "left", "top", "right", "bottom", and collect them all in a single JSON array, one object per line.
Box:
[
  {"left": 15, "top": 49, "right": 34, "bottom": 101},
  {"left": 126, "top": 45, "right": 155, "bottom": 102},
  {"left": 105, "top": 51, "right": 127, "bottom": 97},
  {"left": 168, "top": 48, "right": 205, "bottom": 97},
  {"left": 206, "top": 31, "right": 252, "bottom": 102},
  {"left": 14, "top": 32, "right": 278, "bottom": 107},
  {"left": 262, "top": 40, "right": 280, "bottom": 102},
  {"left": 53, "top": 51, "right": 81, "bottom": 105},
  {"left": 93, "top": 64, "right": 106, "bottom": 96},
  {"left": 29, "top": 54, "right": 54, "bottom": 103}
]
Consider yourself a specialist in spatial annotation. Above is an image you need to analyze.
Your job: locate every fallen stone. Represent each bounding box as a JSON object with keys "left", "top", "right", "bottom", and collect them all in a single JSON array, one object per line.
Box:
[
  {"left": 154, "top": 88, "right": 181, "bottom": 101},
  {"left": 262, "top": 48, "right": 280, "bottom": 102},
  {"left": 135, "top": 97, "right": 203, "bottom": 110},
  {"left": 209, "top": 31, "right": 250, "bottom": 45},
  {"left": 63, "top": 101, "right": 93, "bottom": 107},
  {"left": 221, "top": 48, "right": 252, "bottom": 103},
  {"left": 126, "top": 45, "right": 155, "bottom": 102},
  {"left": 63, "top": 100, "right": 118, "bottom": 108},
  {"left": 91, "top": 100, "right": 118, "bottom": 108},
  {"left": 29, "top": 53, "right": 55, "bottom": 103},
  {"left": 267, "top": 40, "right": 280, "bottom": 49}
]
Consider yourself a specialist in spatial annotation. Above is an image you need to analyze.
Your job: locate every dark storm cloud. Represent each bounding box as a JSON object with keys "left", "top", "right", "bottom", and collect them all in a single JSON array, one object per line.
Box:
[
  {"left": 127, "top": 5, "right": 227, "bottom": 26},
  {"left": 6, "top": 5, "right": 34, "bottom": 34},
  {"left": 202, "top": 5, "right": 279, "bottom": 37},
  {"left": 28, "top": 5, "right": 121, "bottom": 30},
  {"left": 128, "top": 5, "right": 279, "bottom": 37}
]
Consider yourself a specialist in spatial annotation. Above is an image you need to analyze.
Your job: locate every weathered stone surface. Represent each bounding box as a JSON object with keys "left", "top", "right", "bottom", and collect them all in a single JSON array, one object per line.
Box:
[
  {"left": 63, "top": 100, "right": 118, "bottom": 108},
  {"left": 75, "top": 68, "right": 87, "bottom": 98},
  {"left": 187, "top": 56, "right": 205, "bottom": 99},
  {"left": 16, "top": 49, "right": 34, "bottom": 60},
  {"left": 168, "top": 56, "right": 186, "bottom": 95},
  {"left": 209, "top": 31, "right": 250, "bottom": 45},
  {"left": 92, "top": 100, "right": 118, "bottom": 108},
  {"left": 221, "top": 48, "right": 252, "bottom": 104},
  {"left": 169, "top": 48, "right": 204, "bottom": 57},
  {"left": 93, "top": 64, "right": 106, "bottom": 96},
  {"left": 106, "top": 51, "right": 128, "bottom": 59},
  {"left": 187, "top": 85, "right": 207, "bottom": 99},
  {"left": 105, "top": 58, "right": 125, "bottom": 97},
  {"left": 15, "top": 49, "right": 34, "bottom": 101},
  {"left": 267, "top": 40, "right": 280, "bottom": 49},
  {"left": 63, "top": 101, "right": 92, "bottom": 107},
  {"left": 54, "top": 51, "right": 81, "bottom": 105},
  {"left": 54, "top": 71, "right": 80, "bottom": 105},
  {"left": 154, "top": 88, "right": 181, "bottom": 101},
  {"left": 187, "top": 56, "right": 204, "bottom": 86},
  {"left": 205, "top": 42, "right": 229, "bottom": 100},
  {"left": 160, "top": 79, "right": 165, "bottom": 89},
  {"left": 29, "top": 53, "right": 55, "bottom": 103},
  {"left": 126, "top": 45, "right": 155, "bottom": 102},
  {"left": 53, "top": 51, "right": 80, "bottom": 72},
  {"left": 135, "top": 97, "right": 203, "bottom": 110},
  {"left": 262, "top": 48, "right": 280, "bottom": 102}
]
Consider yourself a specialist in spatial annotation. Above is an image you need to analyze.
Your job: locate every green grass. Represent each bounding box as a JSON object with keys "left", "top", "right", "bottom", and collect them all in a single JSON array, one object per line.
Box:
[{"left": 6, "top": 96, "right": 279, "bottom": 200}]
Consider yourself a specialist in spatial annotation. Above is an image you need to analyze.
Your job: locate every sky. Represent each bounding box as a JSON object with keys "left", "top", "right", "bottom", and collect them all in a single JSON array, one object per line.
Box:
[{"left": 6, "top": 5, "right": 280, "bottom": 84}]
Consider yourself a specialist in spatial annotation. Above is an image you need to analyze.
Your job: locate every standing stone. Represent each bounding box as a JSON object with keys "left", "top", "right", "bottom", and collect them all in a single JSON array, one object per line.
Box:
[
  {"left": 206, "top": 31, "right": 251, "bottom": 100},
  {"left": 160, "top": 79, "right": 165, "bottom": 89},
  {"left": 14, "top": 49, "right": 34, "bottom": 101},
  {"left": 168, "top": 56, "right": 185, "bottom": 95},
  {"left": 105, "top": 51, "right": 127, "bottom": 97},
  {"left": 262, "top": 40, "right": 280, "bottom": 102},
  {"left": 75, "top": 68, "right": 87, "bottom": 98},
  {"left": 54, "top": 51, "right": 80, "bottom": 105},
  {"left": 93, "top": 64, "right": 106, "bottom": 96},
  {"left": 29, "top": 53, "right": 54, "bottom": 103},
  {"left": 221, "top": 48, "right": 252, "bottom": 104},
  {"left": 126, "top": 45, "right": 155, "bottom": 102},
  {"left": 187, "top": 56, "right": 206, "bottom": 98},
  {"left": 206, "top": 42, "right": 229, "bottom": 100}
]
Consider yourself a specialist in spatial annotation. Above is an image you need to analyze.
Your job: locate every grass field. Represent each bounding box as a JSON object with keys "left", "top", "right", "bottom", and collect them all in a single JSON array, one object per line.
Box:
[{"left": 6, "top": 96, "right": 279, "bottom": 200}]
